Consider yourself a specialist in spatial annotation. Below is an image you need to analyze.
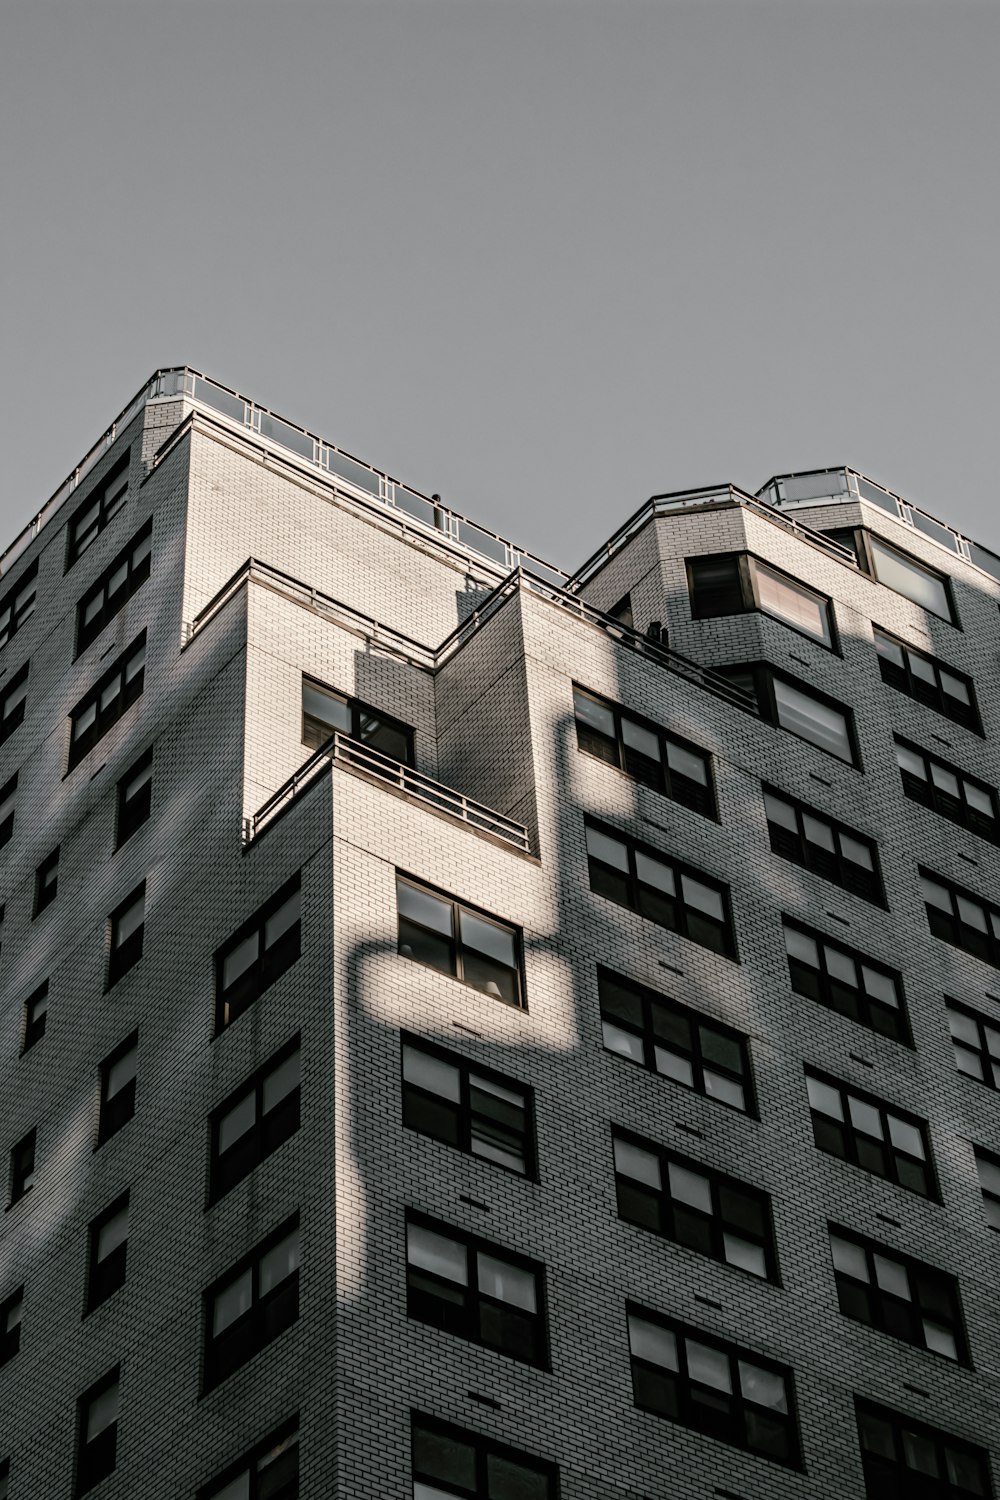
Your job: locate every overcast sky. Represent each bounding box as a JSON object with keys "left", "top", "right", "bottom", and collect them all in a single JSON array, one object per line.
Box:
[{"left": 1, "top": 0, "right": 998, "bottom": 570}]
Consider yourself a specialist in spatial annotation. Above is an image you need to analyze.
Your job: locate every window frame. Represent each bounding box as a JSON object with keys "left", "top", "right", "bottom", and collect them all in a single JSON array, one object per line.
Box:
[
  {"left": 873, "top": 626, "right": 981, "bottom": 734},
  {"left": 75, "top": 518, "right": 153, "bottom": 657},
  {"left": 396, "top": 874, "right": 525, "bottom": 1008},
  {"left": 572, "top": 684, "right": 716, "bottom": 818},
  {"left": 107, "top": 880, "right": 145, "bottom": 989},
  {"left": 301, "top": 674, "right": 415, "bottom": 764},
  {"left": 920, "top": 867, "right": 1000, "bottom": 970},
  {"left": 197, "top": 1415, "right": 300, "bottom": 1500},
  {"left": 829, "top": 1223, "right": 968, "bottom": 1365},
  {"left": 75, "top": 1364, "right": 120, "bottom": 1496},
  {"left": 33, "top": 845, "right": 59, "bottom": 918},
  {"left": 686, "top": 550, "right": 837, "bottom": 650},
  {"left": 85, "top": 1190, "right": 130, "bottom": 1314},
  {"left": 720, "top": 662, "right": 860, "bottom": 766},
  {"left": 209, "top": 1035, "right": 302, "bottom": 1203},
  {"left": 65, "top": 451, "right": 130, "bottom": 570},
  {"left": 400, "top": 1033, "right": 536, "bottom": 1178},
  {"left": 868, "top": 534, "right": 959, "bottom": 625},
  {"left": 805, "top": 1068, "right": 936, "bottom": 1200},
  {"left": 22, "top": 980, "right": 48, "bottom": 1054},
  {"left": 0, "top": 771, "right": 15, "bottom": 848},
  {"left": 895, "top": 737, "right": 999, "bottom": 842},
  {"left": 0, "top": 1285, "right": 23, "bottom": 1366},
  {"left": 8, "top": 1128, "right": 36, "bottom": 1206},
  {"left": 115, "top": 746, "right": 153, "bottom": 848},
  {"left": 410, "top": 1411, "right": 558, "bottom": 1500},
  {"left": 765, "top": 786, "right": 884, "bottom": 905},
  {"left": 0, "top": 662, "right": 29, "bottom": 746},
  {"left": 782, "top": 917, "right": 910, "bottom": 1044},
  {"left": 214, "top": 873, "right": 302, "bottom": 1033},
  {"left": 947, "top": 1000, "right": 1000, "bottom": 1091},
  {"left": 0, "top": 559, "right": 38, "bottom": 652},
  {"left": 855, "top": 1397, "right": 992, "bottom": 1499},
  {"left": 202, "top": 1213, "right": 301, "bottom": 1392},
  {"left": 68, "top": 631, "right": 147, "bottom": 771}
]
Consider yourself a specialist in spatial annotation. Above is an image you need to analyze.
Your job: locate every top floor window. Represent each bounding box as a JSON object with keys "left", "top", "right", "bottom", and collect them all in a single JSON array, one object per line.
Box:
[
  {"left": 687, "top": 552, "right": 835, "bottom": 648},
  {"left": 573, "top": 685, "right": 715, "bottom": 817},
  {"left": 301, "top": 677, "right": 414, "bottom": 764},
  {"left": 66, "top": 451, "right": 130, "bottom": 569},
  {"left": 397, "top": 876, "right": 524, "bottom": 1007},
  {"left": 873, "top": 627, "right": 980, "bottom": 733},
  {"left": 0, "top": 561, "right": 38, "bottom": 652},
  {"left": 718, "top": 663, "right": 859, "bottom": 766},
  {"left": 75, "top": 520, "right": 152, "bottom": 657},
  {"left": 868, "top": 535, "right": 958, "bottom": 624}
]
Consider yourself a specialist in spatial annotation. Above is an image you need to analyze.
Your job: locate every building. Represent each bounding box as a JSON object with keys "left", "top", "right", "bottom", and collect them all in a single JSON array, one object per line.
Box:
[{"left": 1, "top": 367, "right": 999, "bottom": 1499}]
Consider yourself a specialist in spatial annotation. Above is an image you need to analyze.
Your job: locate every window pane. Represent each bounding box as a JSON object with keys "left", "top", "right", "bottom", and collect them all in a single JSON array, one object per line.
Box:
[
  {"left": 870, "top": 538, "right": 951, "bottom": 618},
  {"left": 739, "top": 1361, "right": 788, "bottom": 1413},
  {"left": 754, "top": 561, "right": 831, "bottom": 644},
  {"left": 621, "top": 718, "right": 660, "bottom": 761},
  {"left": 207, "top": 1474, "right": 249, "bottom": 1500},
  {"left": 403, "top": 1047, "right": 461, "bottom": 1102},
  {"left": 667, "top": 742, "right": 707, "bottom": 784},
  {"left": 784, "top": 927, "right": 819, "bottom": 967},
  {"left": 412, "top": 1427, "right": 476, "bottom": 1490},
  {"left": 831, "top": 1235, "right": 869, "bottom": 1281},
  {"left": 107, "top": 1048, "right": 137, "bottom": 1098},
  {"left": 585, "top": 825, "right": 629, "bottom": 870},
  {"left": 656, "top": 1046, "right": 694, "bottom": 1086},
  {"left": 920, "top": 875, "right": 952, "bottom": 911},
  {"left": 398, "top": 883, "right": 453, "bottom": 935},
  {"left": 407, "top": 1224, "right": 468, "bottom": 1284},
  {"left": 685, "top": 1340, "right": 732, "bottom": 1393},
  {"left": 223, "top": 933, "right": 259, "bottom": 988},
  {"left": 115, "top": 894, "right": 144, "bottom": 944},
  {"left": 724, "top": 1235, "right": 766, "bottom": 1278},
  {"left": 260, "top": 1230, "right": 300, "bottom": 1295},
  {"left": 635, "top": 852, "right": 675, "bottom": 895},
  {"left": 940, "top": 670, "right": 970, "bottom": 704},
  {"left": 680, "top": 875, "right": 723, "bottom": 920},
  {"left": 614, "top": 1137, "right": 661, "bottom": 1187},
  {"left": 667, "top": 1162, "right": 712, "bottom": 1214},
  {"left": 895, "top": 743, "right": 927, "bottom": 778},
  {"left": 218, "top": 1092, "right": 257, "bottom": 1154},
  {"left": 573, "top": 689, "right": 615, "bottom": 738},
  {"left": 604, "top": 1021, "right": 645, "bottom": 1062},
  {"left": 806, "top": 1076, "right": 844, "bottom": 1119},
  {"left": 476, "top": 1253, "right": 536, "bottom": 1312},
  {"left": 265, "top": 889, "right": 301, "bottom": 947},
  {"left": 848, "top": 1097, "right": 883, "bottom": 1138},
  {"left": 872, "top": 1254, "right": 909, "bottom": 1300},
  {"left": 764, "top": 792, "right": 798, "bottom": 832},
  {"left": 97, "top": 1205, "right": 129, "bottom": 1261},
  {"left": 773, "top": 678, "right": 851, "bottom": 761},
  {"left": 459, "top": 910, "right": 516, "bottom": 967},
  {"left": 86, "top": 1383, "right": 119, "bottom": 1441},
  {"left": 861, "top": 967, "right": 898, "bottom": 1006},
  {"left": 213, "top": 1270, "right": 252, "bottom": 1335},
  {"left": 263, "top": 1051, "right": 301, "bottom": 1112},
  {"left": 303, "top": 682, "right": 351, "bottom": 731},
  {"left": 628, "top": 1315, "right": 678, "bottom": 1370},
  {"left": 486, "top": 1455, "right": 550, "bottom": 1500},
  {"left": 888, "top": 1115, "right": 925, "bottom": 1159}
]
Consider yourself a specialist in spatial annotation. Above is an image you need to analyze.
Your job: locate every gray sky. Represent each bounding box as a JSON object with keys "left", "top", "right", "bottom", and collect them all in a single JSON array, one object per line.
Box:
[{"left": 1, "top": 0, "right": 998, "bottom": 570}]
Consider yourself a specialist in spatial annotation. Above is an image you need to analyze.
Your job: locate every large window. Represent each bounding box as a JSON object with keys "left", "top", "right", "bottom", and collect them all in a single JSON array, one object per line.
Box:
[
  {"left": 0, "top": 663, "right": 28, "bottom": 746},
  {"left": 765, "top": 787, "right": 883, "bottom": 904},
  {"left": 410, "top": 1414, "right": 556, "bottom": 1500},
  {"left": 805, "top": 1070, "right": 935, "bottom": 1199},
  {"left": 628, "top": 1306, "right": 800, "bottom": 1468},
  {"left": 215, "top": 874, "right": 302, "bottom": 1031},
  {"left": 598, "top": 969, "right": 753, "bottom": 1112},
  {"left": 203, "top": 1216, "right": 300, "bottom": 1391},
  {"left": 301, "top": 677, "right": 414, "bottom": 763},
  {"left": 687, "top": 552, "right": 835, "bottom": 648},
  {"left": 75, "top": 1366, "right": 120, "bottom": 1495},
  {"left": 782, "top": 919, "right": 909, "bottom": 1043},
  {"left": 895, "top": 739, "right": 998, "bottom": 842},
  {"left": 396, "top": 877, "right": 523, "bottom": 1006},
  {"left": 86, "top": 1192, "right": 130, "bottom": 1314},
  {"left": 613, "top": 1128, "right": 777, "bottom": 1280},
  {"left": 974, "top": 1148, "right": 1000, "bottom": 1232},
  {"left": 947, "top": 1001, "right": 1000, "bottom": 1090},
  {"left": 406, "top": 1214, "right": 546, "bottom": 1366},
  {"left": 829, "top": 1226, "right": 966, "bottom": 1363},
  {"left": 855, "top": 1398, "right": 992, "bottom": 1499},
  {"left": 66, "top": 451, "right": 130, "bottom": 568},
  {"left": 0, "top": 560, "right": 38, "bottom": 652},
  {"left": 75, "top": 519, "right": 152, "bottom": 656},
  {"left": 210, "top": 1037, "right": 301, "bottom": 1202},
  {"left": 98, "top": 1033, "right": 137, "bottom": 1145},
  {"left": 584, "top": 819, "right": 736, "bottom": 958},
  {"left": 401, "top": 1035, "right": 534, "bottom": 1176},
  {"left": 920, "top": 868, "right": 1000, "bottom": 970},
  {"left": 107, "top": 881, "right": 145, "bottom": 989},
  {"left": 572, "top": 685, "right": 715, "bottom": 817},
  {"left": 68, "top": 632, "right": 146, "bottom": 770},
  {"left": 719, "top": 663, "right": 858, "bottom": 765},
  {"left": 874, "top": 627, "right": 980, "bottom": 733},
  {"left": 868, "top": 536, "right": 957, "bottom": 623},
  {"left": 0, "top": 772, "right": 15, "bottom": 848},
  {"left": 198, "top": 1417, "right": 299, "bottom": 1500}
]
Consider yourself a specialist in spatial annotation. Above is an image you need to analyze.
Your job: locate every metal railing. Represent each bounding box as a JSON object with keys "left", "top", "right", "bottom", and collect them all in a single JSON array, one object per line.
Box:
[{"left": 244, "top": 731, "right": 531, "bottom": 851}]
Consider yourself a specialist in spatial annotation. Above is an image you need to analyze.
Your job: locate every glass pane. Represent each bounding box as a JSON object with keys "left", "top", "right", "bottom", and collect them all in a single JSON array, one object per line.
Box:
[
  {"left": 655, "top": 1046, "right": 694, "bottom": 1087},
  {"left": 840, "top": 834, "right": 873, "bottom": 869},
  {"left": 901, "top": 1428, "right": 941, "bottom": 1477},
  {"left": 412, "top": 1425, "right": 476, "bottom": 1490},
  {"left": 107, "top": 1047, "right": 137, "bottom": 1097},
  {"left": 459, "top": 910, "right": 516, "bottom": 968},
  {"left": 703, "top": 1070, "right": 744, "bottom": 1110},
  {"left": 826, "top": 948, "right": 857, "bottom": 987},
  {"left": 773, "top": 678, "right": 851, "bottom": 761},
  {"left": 628, "top": 1314, "right": 678, "bottom": 1370},
  {"left": 223, "top": 932, "right": 259, "bottom": 989},
  {"left": 97, "top": 1205, "right": 129, "bottom": 1261},
  {"left": 573, "top": 689, "right": 615, "bottom": 739},
  {"left": 874, "top": 630, "right": 905, "bottom": 667},
  {"left": 397, "top": 883, "right": 453, "bottom": 935},
  {"left": 635, "top": 852, "right": 675, "bottom": 895},
  {"left": 806, "top": 1076, "right": 844, "bottom": 1120},
  {"left": 922, "top": 1320, "right": 958, "bottom": 1360},
  {"left": 909, "top": 652, "right": 936, "bottom": 685},
  {"left": 870, "top": 537, "right": 951, "bottom": 619},
  {"left": 115, "top": 894, "right": 144, "bottom": 945},
  {"left": 949, "top": 1009, "right": 981, "bottom": 1046},
  {"left": 830, "top": 1235, "right": 869, "bottom": 1282},
  {"left": 940, "top": 670, "right": 970, "bottom": 704},
  {"left": 486, "top": 1453, "right": 551, "bottom": 1500},
  {"left": 667, "top": 1162, "right": 712, "bottom": 1214},
  {"left": 604, "top": 1021, "right": 645, "bottom": 1063},
  {"left": 666, "top": 741, "right": 707, "bottom": 785},
  {"left": 849, "top": 1097, "right": 884, "bottom": 1139},
  {"left": 613, "top": 1137, "right": 661, "bottom": 1188},
  {"left": 976, "top": 1153, "right": 1000, "bottom": 1196},
  {"left": 873, "top": 1255, "right": 910, "bottom": 1300},
  {"left": 208, "top": 1474, "right": 250, "bottom": 1500},
  {"left": 260, "top": 1229, "right": 300, "bottom": 1294},
  {"left": 861, "top": 967, "right": 898, "bottom": 1006},
  {"left": 218, "top": 1091, "right": 257, "bottom": 1154},
  {"left": 966, "top": 782, "right": 994, "bottom": 817},
  {"left": 802, "top": 813, "right": 836, "bottom": 853},
  {"left": 919, "top": 875, "right": 952, "bottom": 911},
  {"left": 303, "top": 681, "right": 351, "bottom": 732},
  {"left": 784, "top": 927, "right": 819, "bottom": 968},
  {"left": 265, "top": 888, "right": 301, "bottom": 947},
  {"left": 895, "top": 743, "right": 927, "bottom": 778},
  {"left": 477, "top": 1253, "right": 536, "bottom": 1311},
  {"left": 407, "top": 1224, "right": 468, "bottom": 1284},
  {"left": 470, "top": 1073, "right": 525, "bottom": 1110},
  {"left": 680, "top": 874, "right": 723, "bottom": 920},
  {"left": 685, "top": 1339, "right": 732, "bottom": 1392},
  {"left": 929, "top": 763, "right": 961, "bottom": 797},
  {"left": 753, "top": 558, "right": 831, "bottom": 643},
  {"left": 123, "top": 761, "right": 152, "bottom": 800},
  {"left": 724, "top": 1234, "right": 766, "bottom": 1277},
  {"left": 263, "top": 1050, "right": 301, "bottom": 1112},
  {"left": 946, "top": 1448, "right": 989, "bottom": 1493},
  {"left": 888, "top": 1115, "right": 925, "bottom": 1159},
  {"left": 86, "top": 1382, "right": 120, "bottom": 1441},
  {"left": 621, "top": 718, "right": 661, "bottom": 761},
  {"left": 738, "top": 1361, "right": 788, "bottom": 1413},
  {"left": 763, "top": 791, "right": 798, "bottom": 832},
  {"left": 585, "top": 826, "right": 629, "bottom": 871},
  {"left": 213, "top": 1269, "right": 252, "bottom": 1335}
]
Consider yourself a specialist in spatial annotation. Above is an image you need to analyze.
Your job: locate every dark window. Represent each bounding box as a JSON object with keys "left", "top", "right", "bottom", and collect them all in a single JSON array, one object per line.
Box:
[
  {"left": 396, "top": 877, "right": 524, "bottom": 1006},
  {"left": 198, "top": 1417, "right": 299, "bottom": 1500},
  {"left": 868, "top": 536, "right": 958, "bottom": 624},
  {"left": 608, "top": 591, "right": 634, "bottom": 626},
  {"left": 0, "top": 1286, "right": 23, "bottom": 1366},
  {"left": 765, "top": 788, "right": 884, "bottom": 905},
  {"left": 830, "top": 1225, "right": 966, "bottom": 1363},
  {"left": 0, "top": 772, "right": 15, "bottom": 848},
  {"left": 598, "top": 969, "right": 752, "bottom": 1113},
  {"left": 895, "top": 739, "right": 998, "bottom": 842},
  {"left": 613, "top": 1127, "right": 777, "bottom": 1281},
  {"left": 974, "top": 1148, "right": 1000, "bottom": 1233},
  {"left": 805, "top": 1070, "right": 935, "bottom": 1199},
  {"left": 66, "top": 451, "right": 130, "bottom": 569},
  {"left": 948, "top": 1001, "right": 1000, "bottom": 1090},
  {"left": 75, "top": 520, "right": 152, "bottom": 656},
  {"left": 215, "top": 874, "right": 301, "bottom": 1031},
  {"left": 86, "top": 1192, "right": 129, "bottom": 1313},
  {"left": 874, "top": 627, "right": 980, "bottom": 733},
  {"left": 717, "top": 663, "right": 859, "bottom": 765},
  {"left": 107, "top": 881, "right": 145, "bottom": 988},
  {"left": 33, "top": 846, "right": 59, "bottom": 917},
  {"left": 687, "top": 552, "right": 835, "bottom": 648},
  {"left": 0, "top": 560, "right": 38, "bottom": 651},
  {"left": 115, "top": 747, "right": 153, "bottom": 848},
  {"left": 68, "top": 632, "right": 146, "bottom": 770},
  {"left": 411, "top": 1413, "right": 557, "bottom": 1500},
  {"left": 75, "top": 1365, "right": 120, "bottom": 1495},
  {"left": 584, "top": 819, "right": 736, "bottom": 959},
  {"left": 0, "top": 663, "right": 28, "bottom": 746},
  {"left": 98, "top": 1034, "right": 137, "bottom": 1145},
  {"left": 203, "top": 1216, "right": 300, "bottom": 1391},
  {"left": 210, "top": 1037, "right": 301, "bottom": 1202},
  {"left": 9, "top": 1129, "right": 35, "bottom": 1204},
  {"left": 0, "top": 1457, "right": 8, "bottom": 1497},
  {"left": 573, "top": 685, "right": 715, "bottom": 817},
  {"left": 855, "top": 1398, "right": 992, "bottom": 1499},
  {"left": 401, "top": 1035, "right": 534, "bottom": 1175},
  {"left": 22, "top": 981, "right": 48, "bottom": 1053},
  {"left": 628, "top": 1306, "right": 800, "bottom": 1468},
  {"left": 406, "top": 1214, "right": 546, "bottom": 1366},
  {"left": 782, "top": 918, "right": 909, "bottom": 1043},
  {"left": 301, "top": 677, "right": 415, "bottom": 763},
  {"left": 920, "top": 868, "right": 1000, "bottom": 969},
  {"left": 823, "top": 526, "right": 867, "bottom": 568}
]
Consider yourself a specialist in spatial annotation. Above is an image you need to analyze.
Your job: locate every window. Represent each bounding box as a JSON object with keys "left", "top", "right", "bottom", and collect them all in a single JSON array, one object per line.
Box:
[
  {"left": 107, "top": 881, "right": 145, "bottom": 988},
  {"left": 411, "top": 1413, "right": 557, "bottom": 1500},
  {"left": 33, "top": 846, "right": 59, "bottom": 917},
  {"left": 584, "top": 819, "right": 736, "bottom": 958},
  {"left": 210, "top": 1037, "right": 301, "bottom": 1201},
  {"left": 401, "top": 1035, "right": 534, "bottom": 1175},
  {"left": 0, "top": 1457, "right": 8, "bottom": 1497},
  {"left": 98, "top": 1033, "right": 137, "bottom": 1145},
  {"left": 947, "top": 1001, "right": 1000, "bottom": 1090},
  {"left": 869, "top": 536, "right": 957, "bottom": 623},
  {"left": 598, "top": 969, "right": 752, "bottom": 1113},
  {"left": 895, "top": 739, "right": 998, "bottom": 842},
  {"left": 198, "top": 1417, "right": 299, "bottom": 1500},
  {"left": 719, "top": 662, "right": 858, "bottom": 764},
  {"left": 874, "top": 628, "right": 980, "bottom": 733},
  {"left": 86, "top": 1192, "right": 129, "bottom": 1313},
  {"left": 0, "top": 1286, "right": 23, "bottom": 1365},
  {"left": 66, "top": 451, "right": 130, "bottom": 568},
  {"left": 0, "top": 663, "right": 28, "bottom": 746},
  {"left": 823, "top": 526, "right": 866, "bottom": 568},
  {"left": 215, "top": 874, "right": 301, "bottom": 1031},
  {"left": 397, "top": 877, "right": 523, "bottom": 1006},
  {"left": 687, "top": 552, "right": 834, "bottom": 647},
  {"left": 75, "top": 520, "right": 152, "bottom": 657},
  {"left": 22, "top": 980, "right": 48, "bottom": 1052},
  {"left": 203, "top": 1216, "right": 300, "bottom": 1390},
  {"left": 920, "top": 868, "right": 1000, "bottom": 970},
  {"left": 75, "top": 1366, "right": 120, "bottom": 1495},
  {"left": 0, "top": 560, "right": 38, "bottom": 650},
  {"left": 855, "top": 1398, "right": 992, "bottom": 1499},
  {"left": 301, "top": 677, "right": 415, "bottom": 763},
  {"left": 805, "top": 1070, "right": 935, "bottom": 1198},
  {"left": 973, "top": 1148, "right": 1000, "bottom": 1232},
  {"left": 116, "top": 746, "right": 153, "bottom": 848},
  {"left": 68, "top": 632, "right": 146, "bottom": 770},
  {"left": 0, "top": 772, "right": 15, "bottom": 848},
  {"left": 9, "top": 1129, "right": 35, "bottom": 1204},
  {"left": 406, "top": 1214, "right": 546, "bottom": 1365},
  {"left": 628, "top": 1306, "right": 800, "bottom": 1468},
  {"left": 829, "top": 1226, "right": 966, "bottom": 1363},
  {"left": 782, "top": 919, "right": 908, "bottom": 1043},
  {"left": 765, "top": 788, "right": 883, "bottom": 904},
  {"left": 573, "top": 685, "right": 715, "bottom": 817},
  {"left": 613, "top": 1128, "right": 777, "bottom": 1280}
]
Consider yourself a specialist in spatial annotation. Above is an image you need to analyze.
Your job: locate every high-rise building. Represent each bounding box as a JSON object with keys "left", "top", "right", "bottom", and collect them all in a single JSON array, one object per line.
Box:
[{"left": 1, "top": 367, "right": 999, "bottom": 1499}]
